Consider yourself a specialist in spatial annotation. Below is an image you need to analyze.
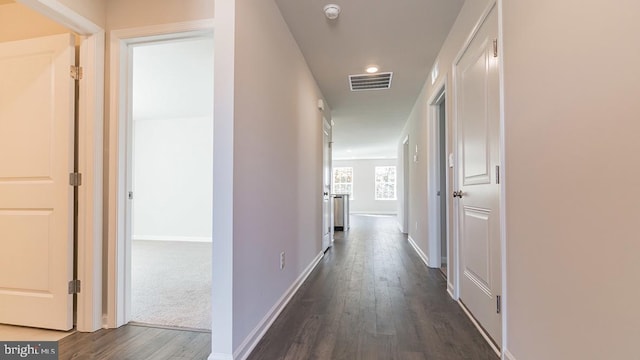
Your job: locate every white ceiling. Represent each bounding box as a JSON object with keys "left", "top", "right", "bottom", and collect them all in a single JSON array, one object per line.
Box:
[{"left": 275, "top": 0, "right": 464, "bottom": 159}]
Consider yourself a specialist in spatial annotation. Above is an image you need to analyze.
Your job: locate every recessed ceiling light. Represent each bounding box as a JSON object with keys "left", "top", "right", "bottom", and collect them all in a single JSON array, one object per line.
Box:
[{"left": 366, "top": 65, "right": 379, "bottom": 74}]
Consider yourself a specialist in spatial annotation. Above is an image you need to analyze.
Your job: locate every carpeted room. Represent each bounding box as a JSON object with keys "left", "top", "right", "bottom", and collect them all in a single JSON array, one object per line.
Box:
[{"left": 129, "top": 38, "right": 214, "bottom": 331}]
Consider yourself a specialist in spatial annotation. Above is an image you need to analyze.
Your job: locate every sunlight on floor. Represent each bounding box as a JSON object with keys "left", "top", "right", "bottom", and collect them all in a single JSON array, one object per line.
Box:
[{"left": 0, "top": 324, "right": 74, "bottom": 341}]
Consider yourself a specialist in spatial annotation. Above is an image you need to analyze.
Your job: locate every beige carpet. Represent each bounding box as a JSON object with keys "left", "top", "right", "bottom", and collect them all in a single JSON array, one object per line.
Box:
[{"left": 131, "top": 240, "right": 211, "bottom": 330}]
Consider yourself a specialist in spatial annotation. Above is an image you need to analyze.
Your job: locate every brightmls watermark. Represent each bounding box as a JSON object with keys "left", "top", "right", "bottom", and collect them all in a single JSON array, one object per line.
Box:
[{"left": 1, "top": 342, "right": 58, "bottom": 359}]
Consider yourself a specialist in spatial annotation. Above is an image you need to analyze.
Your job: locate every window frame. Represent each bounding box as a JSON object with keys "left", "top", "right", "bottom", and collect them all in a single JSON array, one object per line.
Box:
[
  {"left": 374, "top": 166, "right": 397, "bottom": 201},
  {"left": 332, "top": 166, "right": 354, "bottom": 199}
]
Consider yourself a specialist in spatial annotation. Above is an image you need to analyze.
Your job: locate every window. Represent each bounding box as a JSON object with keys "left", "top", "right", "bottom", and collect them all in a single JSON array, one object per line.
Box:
[
  {"left": 375, "top": 166, "right": 397, "bottom": 200},
  {"left": 333, "top": 167, "right": 353, "bottom": 198}
]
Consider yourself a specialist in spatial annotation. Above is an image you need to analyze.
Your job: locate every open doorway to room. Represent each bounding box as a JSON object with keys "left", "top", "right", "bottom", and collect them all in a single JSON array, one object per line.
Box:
[
  {"left": 429, "top": 85, "right": 448, "bottom": 281},
  {"left": 437, "top": 99, "right": 447, "bottom": 277},
  {"left": 127, "top": 36, "right": 214, "bottom": 330}
]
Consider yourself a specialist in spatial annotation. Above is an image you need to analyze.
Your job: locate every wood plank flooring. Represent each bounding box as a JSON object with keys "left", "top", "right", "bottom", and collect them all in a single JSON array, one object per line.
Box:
[
  {"left": 56, "top": 214, "right": 495, "bottom": 360},
  {"left": 247, "top": 214, "right": 498, "bottom": 360},
  {"left": 58, "top": 325, "right": 210, "bottom": 360}
]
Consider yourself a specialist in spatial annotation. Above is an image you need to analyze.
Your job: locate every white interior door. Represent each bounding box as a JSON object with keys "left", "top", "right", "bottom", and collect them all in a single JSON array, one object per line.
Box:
[
  {"left": 0, "top": 33, "right": 76, "bottom": 330},
  {"left": 454, "top": 6, "right": 501, "bottom": 346},
  {"left": 322, "top": 118, "right": 332, "bottom": 251}
]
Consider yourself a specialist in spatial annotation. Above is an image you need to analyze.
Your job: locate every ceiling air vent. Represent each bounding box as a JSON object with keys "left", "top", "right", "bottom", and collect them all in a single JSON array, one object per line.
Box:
[{"left": 349, "top": 72, "right": 393, "bottom": 91}]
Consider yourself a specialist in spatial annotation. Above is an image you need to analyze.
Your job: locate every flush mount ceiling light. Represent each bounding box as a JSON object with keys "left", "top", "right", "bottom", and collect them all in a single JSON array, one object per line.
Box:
[
  {"left": 323, "top": 4, "right": 341, "bottom": 20},
  {"left": 366, "top": 65, "right": 379, "bottom": 74}
]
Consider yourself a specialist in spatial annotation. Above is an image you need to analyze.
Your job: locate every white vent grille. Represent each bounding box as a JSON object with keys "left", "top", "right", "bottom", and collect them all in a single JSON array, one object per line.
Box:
[{"left": 349, "top": 72, "right": 393, "bottom": 91}]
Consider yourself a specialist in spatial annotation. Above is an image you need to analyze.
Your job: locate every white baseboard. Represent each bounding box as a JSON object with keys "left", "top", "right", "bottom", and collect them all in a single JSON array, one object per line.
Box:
[
  {"left": 132, "top": 235, "right": 212, "bottom": 242},
  {"left": 408, "top": 236, "right": 430, "bottom": 267},
  {"left": 447, "top": 283, "right": 456, "bottom": 300},
  {"left": 504, "top": 349, "right": 517, "bottom": 360},
  {"left": 233, "top": 251, "right": 325, "bottom": 360},
  {"left": 208, "top": 353, "right": 232, "bottom": 360},
  {"left": 397, "top": 221, "right": 408, "bottom": 234},
  {"left": 350, "top": 211, "right": 397, "bottom": 215}
]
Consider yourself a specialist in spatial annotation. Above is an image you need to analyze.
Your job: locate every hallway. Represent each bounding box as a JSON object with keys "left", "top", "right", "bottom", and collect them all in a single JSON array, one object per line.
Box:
[{"left": 248, "top": 215, "right": 497, "bottom": 359}]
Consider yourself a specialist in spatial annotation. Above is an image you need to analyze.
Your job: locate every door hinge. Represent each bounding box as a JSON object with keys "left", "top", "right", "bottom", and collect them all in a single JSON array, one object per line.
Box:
[
  {"left": 70, "top": 65, "right": 83, "bottom": 80},
  {"left": 496, "top": 295, "right": 502, "bottom": 314},
  {"left": 493, "top": 39, "right": 498, "bottom": 58},
  {"left": 496, "top": 165, "right": 500, "bottom": 184},
  {"left": 128, "top": 191, "right": 134, "bottom": 200},
  {"left": 69, "top": 172, "right": 82, "bottom": 186},
  {"left": 68, "top": 279, "right": 81, "bottom": 294}
]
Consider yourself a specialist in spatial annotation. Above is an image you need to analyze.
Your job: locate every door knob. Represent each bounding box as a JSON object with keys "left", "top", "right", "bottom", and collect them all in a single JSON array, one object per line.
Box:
[{"left": 452, "top": 190, "right": 463, "bottom": 198}]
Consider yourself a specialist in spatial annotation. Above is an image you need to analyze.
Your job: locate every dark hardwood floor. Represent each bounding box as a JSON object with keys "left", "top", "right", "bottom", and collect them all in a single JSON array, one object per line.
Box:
[
  {"left": 58, "top": 324, "right": 211, "bottom": 360},
  {"left": 247, "top": 214, "right": 498, "bottom": 360},
  {"left": 58, "top": 215, "right": 495, "bottom": 360}
]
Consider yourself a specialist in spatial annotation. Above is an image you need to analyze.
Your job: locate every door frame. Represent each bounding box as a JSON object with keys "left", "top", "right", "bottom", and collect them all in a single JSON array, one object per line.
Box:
[
  {"left": 427, "top": 80, "right": 454, "bottom": 296},
  {"left": 322, "top": 115, "right": 333, "bottom": 251},
  {"left": 451, "top": 0, "right": 506, "bottom": 356},
  {"left": 106, "top": 19, "right": 215, "bottom": 328},
  {"left": 400, "top": 136, "right": 410, "bottom": 233},
  {"left": 17, "top": 0, "right": 105, "bottom": 332}
]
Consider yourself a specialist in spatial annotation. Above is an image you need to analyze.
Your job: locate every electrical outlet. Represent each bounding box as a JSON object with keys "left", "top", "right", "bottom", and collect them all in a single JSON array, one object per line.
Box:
[{"left": 280, "top": 251, "right": 285, "bottom": 270}]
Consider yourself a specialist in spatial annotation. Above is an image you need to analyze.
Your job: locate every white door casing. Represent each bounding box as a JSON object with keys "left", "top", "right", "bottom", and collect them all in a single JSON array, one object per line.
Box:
[
  {"left": 0, "top": 33, "right": 76, "bottom": 330},
  {"left": 322, "top": 118, "right": 332, "bottom": 251},
  {"left": 454, "top": 5, "right": 501, "bottom": 347},
  {"left": 108, "top": 21, "right": 215, "bottom": 328}
]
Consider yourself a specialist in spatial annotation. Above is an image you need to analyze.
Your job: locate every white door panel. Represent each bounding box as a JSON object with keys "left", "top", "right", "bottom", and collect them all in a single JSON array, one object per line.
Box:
[
  {"left": 462, "top": 207, "right": 492, "bottom": 294},
  {"left": 461, "top": 40, "right": 491, "bottom": 184},
  {"left": 0, "top": 34, "right": 75, "bottom": 330},
  {"left": 455, "top": 5, "right": 501, "bottom": 347}
]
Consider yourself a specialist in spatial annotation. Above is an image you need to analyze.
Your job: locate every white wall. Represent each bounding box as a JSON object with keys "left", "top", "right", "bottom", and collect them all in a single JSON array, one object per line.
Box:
[
  {"left": 105, "top": 0, "right": 213, "bottom": 29},
  {"left": 131, "top": 38, "right": 213, "bottom": 243},
  {"left": 333, "top": 159, "right": 398, "bottom": 215},
  {"left": 213, "top": 0, "right": 328, "bottom": 357},
  {"left": 57, "top": 0, "right": 105, "bottom": 28},
  {"left": 132, "top": 116, "right": 213, "bottom": 242},
  {"left": 398, "top": 0, "right": 492, "bottom": 269},
  {"left": 0, "top": 3, "right": 67, "bottom": 42},
  {"left": 502, "top": 1, "right": 640, "bottom": 359}
]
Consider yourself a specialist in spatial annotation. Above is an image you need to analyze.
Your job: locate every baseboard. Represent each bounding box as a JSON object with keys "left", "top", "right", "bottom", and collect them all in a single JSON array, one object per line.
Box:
[
  {"left": 397, "top": 221, "right": 407, "bottom": 234},
  {"left": 504, "top": 349, "right": 517, "bottom": 360},
  {"left": 458, "top": 301, "right": 501, "bottom": 358},
  {"left": 408, "top": 236, "right": 430, "bottom": 267},
  {"left": 350, "top": 211, "right": 397, "bottom": 215},
  {"left": 208, "top": 353, "right": 232, "bottom": 360},
  {"left": 233, "top": 251, "right": 325, "bottom": 360},
  {"left": 447, "top": 283, "right": 455, "bottom": 299},
  {"left": 132, "top": 235, "right": 212, "bottom": 242}
]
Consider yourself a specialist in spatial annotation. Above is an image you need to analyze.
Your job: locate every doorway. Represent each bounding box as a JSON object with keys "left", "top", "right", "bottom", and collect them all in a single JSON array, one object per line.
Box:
[
  {"left": 126, "top": 36, "right": 214, "bottom": 330},
  {"left": 0, "top": 0, "right": 105, "bottom": 334},
  {"left": 401, "top": 137, "right": 410, "bottom": 233},
  {"left": 452, "top": 3, "right": 501, "bottom": 350},
  {"left": 437, "top": 99, "right": 448, "bottom": 278},
  {"left": 322, "top": 117, "right": 333, "bottom": 252}
]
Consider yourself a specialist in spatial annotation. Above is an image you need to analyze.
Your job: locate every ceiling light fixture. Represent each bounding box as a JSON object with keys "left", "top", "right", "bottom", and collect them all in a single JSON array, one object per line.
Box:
[
  {"left": 366, "top": 65, "right": 379, "bottom": 74},
  {"left": 323, "top": 4, "right": 341, "bottom": 20}
]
